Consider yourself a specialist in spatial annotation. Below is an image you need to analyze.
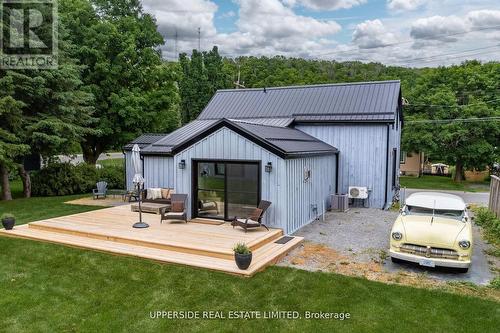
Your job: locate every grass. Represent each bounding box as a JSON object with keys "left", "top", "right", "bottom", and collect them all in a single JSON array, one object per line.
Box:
[
  {"left": 0, "top": 196, "right": 499, "bottom": 331},
  {"left": 0, "top": 237, "right": 499, "bottom": 332},
  {"left": 0, "top": 194, "right": 103, "bottom": 226},
  {"left": 98, "top": 158, "right": 124, "bottom": 168},
  {"left": 400, "top": 175, "right": 490, "bottom": 192}
]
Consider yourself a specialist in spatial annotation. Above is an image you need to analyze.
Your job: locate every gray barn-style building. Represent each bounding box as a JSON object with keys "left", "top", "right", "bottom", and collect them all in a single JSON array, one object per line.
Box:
[{"left": 124, "top": 80, "right": 402, "bottom": 234}]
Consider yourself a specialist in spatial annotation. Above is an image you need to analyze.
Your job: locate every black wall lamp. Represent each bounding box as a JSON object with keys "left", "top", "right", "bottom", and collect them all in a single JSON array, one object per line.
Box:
[
  {"left": 178, "top": 159, "right": 186, "bottom": 169},
  {"left": 265, "top": 162, "right": 272, "bottom": 173}
]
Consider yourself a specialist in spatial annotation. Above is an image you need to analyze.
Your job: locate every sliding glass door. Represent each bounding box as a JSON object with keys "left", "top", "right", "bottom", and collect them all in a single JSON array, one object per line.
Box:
[{"left": 194, "top": 161, "right": 260, "bottom": 220}]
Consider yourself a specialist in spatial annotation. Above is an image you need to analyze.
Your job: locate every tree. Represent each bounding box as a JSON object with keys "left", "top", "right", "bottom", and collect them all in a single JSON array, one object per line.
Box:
[
  {"left": 402, "top": 62, "right": 500, "bottom": 181},
  {"left": 60, "top": 0, "right": 180, "bottom": 164},
  {"left": 0, "top": 76, "right": 29, "bottom": 200},
  {"left": 179, "top": 47, "right": 231, "bottom": 124}
]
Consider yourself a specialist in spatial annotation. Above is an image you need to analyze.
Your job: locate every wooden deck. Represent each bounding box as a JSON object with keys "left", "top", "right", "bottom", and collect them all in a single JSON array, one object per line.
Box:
[{"left": 0, "top": 205, "right": 303, "bottom": 276}]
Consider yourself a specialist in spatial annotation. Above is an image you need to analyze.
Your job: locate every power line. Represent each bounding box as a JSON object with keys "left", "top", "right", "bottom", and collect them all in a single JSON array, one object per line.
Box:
[
  {"left": 392, "top": 44, "right": 500, "bottom": 65},
  {"left": 406, "top": 98, "right": 500, "bottom": 108},
  {"left": 406, "top": 116, "right": 500, "bottom": 124}
]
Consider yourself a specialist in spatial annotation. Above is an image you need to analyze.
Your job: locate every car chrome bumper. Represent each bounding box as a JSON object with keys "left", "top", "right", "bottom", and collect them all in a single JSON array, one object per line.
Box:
[{"left": 389, "top": 249, "right": 471, "bottom": 268}]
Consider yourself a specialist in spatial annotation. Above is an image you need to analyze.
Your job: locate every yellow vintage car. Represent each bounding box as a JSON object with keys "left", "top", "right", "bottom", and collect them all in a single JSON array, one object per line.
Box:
[{"left": 389, "top": 192, "right": 472, "bottom": 273}]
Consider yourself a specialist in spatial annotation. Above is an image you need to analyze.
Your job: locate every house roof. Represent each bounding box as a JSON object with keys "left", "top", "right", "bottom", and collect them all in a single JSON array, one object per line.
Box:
[
  {"left": 198, "top": 80, "right": 402, "bottom": 123},
  {"left": 123, "top": 133, "right": 167, "bottom": 150},
  {"left": 139, "top": 119, "right": 337, "bottom": 158}
]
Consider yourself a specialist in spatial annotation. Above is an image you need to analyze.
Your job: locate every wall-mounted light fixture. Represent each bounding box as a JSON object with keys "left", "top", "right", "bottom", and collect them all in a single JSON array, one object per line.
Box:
[
  {"left": 265, "top": 162, "right": 272, "bottom": 173},
  {"left": 178, "top": 159, "right": 186, "bottom": 169}
]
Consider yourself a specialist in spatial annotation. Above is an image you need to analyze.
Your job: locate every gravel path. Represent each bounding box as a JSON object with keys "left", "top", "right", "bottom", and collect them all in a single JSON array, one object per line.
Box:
[{"left": 287, "top": 207, "right": 496, "bottom": 285}]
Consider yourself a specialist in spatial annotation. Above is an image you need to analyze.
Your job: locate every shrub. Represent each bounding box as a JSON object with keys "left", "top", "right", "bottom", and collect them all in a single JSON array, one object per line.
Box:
[
  {"left": 31, "top": 162, "right": 124, "bottom": 196},
  {"left": 1, "top": 213, "right": 15, "bottom": 220},
  {"left": 473, "top": 207, "right": 500, "bottom": 250},
  {"left": 233, "top": 242, "right": 251, "bottom": 254}
]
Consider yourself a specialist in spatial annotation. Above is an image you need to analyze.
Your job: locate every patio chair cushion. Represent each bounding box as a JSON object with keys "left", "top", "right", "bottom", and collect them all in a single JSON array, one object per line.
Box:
[
  {"left": 236, "top": 218, "right": 260, "bottom": 226},
  {"left": 166, "top": 211, "right": 185, "bottom": 217},
  {"left": 146, "top": 188, "right": 162, "bottom": 200},
  {"left": 161, "top": 188, "right": 170, "bottom": 199},
  {"left": 171, "top": 201, "right": 184, "bottom": 213},
  {"left": 167, "top": 189, "right": 175, "bottom": 199}
]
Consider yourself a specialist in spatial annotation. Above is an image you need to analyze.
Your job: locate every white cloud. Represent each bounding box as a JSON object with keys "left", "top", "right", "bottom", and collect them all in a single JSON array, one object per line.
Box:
[
  {"left": 387, "top": 0, "right": 426, "bottom": 11},
  {"left": 352, "top": 19, "right": 398, "bottom": 48},
  {"left": 285, "top": 0, "right": 366, "bottom": 11},
  {"left": 410, "top": 15, "right": 468, "bottom": 42},
  {"left": 467, "top": 9, "right": 500, "bottom": 28},
  {"left": 142, "top": 0, "right": 218, "bottom": 40}
]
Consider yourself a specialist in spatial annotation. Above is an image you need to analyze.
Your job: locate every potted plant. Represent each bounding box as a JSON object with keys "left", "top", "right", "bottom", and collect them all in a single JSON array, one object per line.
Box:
[
  {"left": 233, "top": 242, "right": 252, "bottom": 270},
  {"left": 1, "top": 213, "right": 16, "bottom": 230}
]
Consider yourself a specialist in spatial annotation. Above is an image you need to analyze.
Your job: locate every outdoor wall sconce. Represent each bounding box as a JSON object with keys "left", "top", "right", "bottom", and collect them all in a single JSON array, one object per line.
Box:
[
  {"left": 265, "top": 162, "right": 272, "bottom": 173},
  {"left": 178, "top": 159, "right": 186, "bottom": 169}
]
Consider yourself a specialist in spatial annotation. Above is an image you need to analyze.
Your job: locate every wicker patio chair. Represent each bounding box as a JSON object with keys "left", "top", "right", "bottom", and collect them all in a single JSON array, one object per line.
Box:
[
  {"left": 231, "top": 200, "right": 271, "bottom": 232},
  {"left": 160, "top": 194, "right": 188, "bottom": 223}
]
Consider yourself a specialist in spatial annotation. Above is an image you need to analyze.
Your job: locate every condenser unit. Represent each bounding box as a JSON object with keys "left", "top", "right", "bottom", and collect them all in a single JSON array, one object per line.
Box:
[
  {"left": 348, "top": 186, "right": 369, "bottom": 199},
  {"left": 331, "top": 194, "right": 349, "bottom": 212}
]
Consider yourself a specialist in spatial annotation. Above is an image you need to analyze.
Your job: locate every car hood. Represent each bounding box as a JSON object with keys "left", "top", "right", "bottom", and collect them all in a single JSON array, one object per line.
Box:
[{"left": 401, "top": 215, "right": 465, "bottom": 247}]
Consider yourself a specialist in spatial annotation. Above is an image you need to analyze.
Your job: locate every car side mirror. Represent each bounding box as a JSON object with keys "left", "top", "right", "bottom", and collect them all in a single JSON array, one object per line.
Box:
[{"left": 466, "top": 205, "right": 471, "bottom": 210}]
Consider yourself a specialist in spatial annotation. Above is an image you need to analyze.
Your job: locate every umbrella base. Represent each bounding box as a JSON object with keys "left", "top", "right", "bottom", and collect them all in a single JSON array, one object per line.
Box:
[{"left": 132, "top": 222, "right": 150, "bottom": 229}]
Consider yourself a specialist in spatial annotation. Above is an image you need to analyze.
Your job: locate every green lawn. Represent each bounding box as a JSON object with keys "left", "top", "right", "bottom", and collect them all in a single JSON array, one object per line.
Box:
[
  {"left": 400, "top": 175, "right": 490, "bottom": 192},
  {"left": 0, "top": 196, "right": 499, "bottom": 332},
  {"left": 98, "top": 158, "right": 124, "bottom": 168},
  {"left": 0, "top": 194, "right": 102, "bottom": 225}
]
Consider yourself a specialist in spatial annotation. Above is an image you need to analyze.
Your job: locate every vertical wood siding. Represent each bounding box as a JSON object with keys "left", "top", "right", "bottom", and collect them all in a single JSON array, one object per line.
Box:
[
  {"left": 143, "top": 156, "right": 175, "bottom": 189},
  {"left": 174, "top": 127, "right": 285, "bottom": 228},
  {"left": 284, "top": 155, "right": 336, "bottom": 234},
  {"left": 296, "top": 124, "right": 394, "bottom": 208}
]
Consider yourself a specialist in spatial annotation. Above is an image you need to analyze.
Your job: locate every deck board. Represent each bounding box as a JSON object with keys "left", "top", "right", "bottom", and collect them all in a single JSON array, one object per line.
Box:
[{"left": 0, "top": 205, "right": 303, "bottom": 276}]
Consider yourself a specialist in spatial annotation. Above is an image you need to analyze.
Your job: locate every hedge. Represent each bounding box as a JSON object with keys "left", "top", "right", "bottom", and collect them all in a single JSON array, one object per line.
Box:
[{"left": 31, "top": 162, "right": 124, "bottom": 196}]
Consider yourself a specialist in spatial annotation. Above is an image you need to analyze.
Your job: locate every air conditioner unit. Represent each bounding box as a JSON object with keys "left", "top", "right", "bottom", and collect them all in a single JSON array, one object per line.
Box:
[
  {"left": 331, "top": 194, "right": 349, "bottom": 212},
  {"left": 348, "top": 186, "right": 369, "bottom": 199}
]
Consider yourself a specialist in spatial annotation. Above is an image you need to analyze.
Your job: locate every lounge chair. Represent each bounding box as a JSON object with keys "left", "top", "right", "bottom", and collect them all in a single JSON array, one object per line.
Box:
[
  {"left": 93, "top": 181, "right": 108, "bottom": 199},
  {"left": 231, "top": 200, "right": 272, "bottom": 232},
  {"left": 160, "top": 194, "right": 188, "bottom": 223}
]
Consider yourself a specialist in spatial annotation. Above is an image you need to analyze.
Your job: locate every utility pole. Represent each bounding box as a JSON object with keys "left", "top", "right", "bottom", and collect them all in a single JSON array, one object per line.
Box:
[
  {"left": 198, "top": 27, "right": 201, "bottom": 51},
  {"left": 174, "top": 29, "right": 178, "bottom": 59},
  {"left": 234, "top": 62, "right": 246, "bottom": 89}
]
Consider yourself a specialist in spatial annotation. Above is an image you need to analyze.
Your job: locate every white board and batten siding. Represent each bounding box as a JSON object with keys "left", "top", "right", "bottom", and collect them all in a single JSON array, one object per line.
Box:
[
  {"left": 125, "top": 151, "right": 134, "bottom": 190},
  {"left": 173, "top": 127, "right": 336, "bottom": 234},
  {"left": 173, "top": 127, "right": 285, "bottom": 229},
  {"left": 296, "top": 124, "right": 399, "bottom": 208},
  {"left": 143, "top": 156, "right": 175, "bottom": 189},
  {"left": 284, "top": 155, "right": 336, "bottom": 234}
]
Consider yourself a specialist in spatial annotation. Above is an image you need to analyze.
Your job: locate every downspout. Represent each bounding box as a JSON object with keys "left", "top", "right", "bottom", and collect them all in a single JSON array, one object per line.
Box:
[
  {"left": 383, "top": 124, "right": 390, "bottom": 210},
  {"left": 335, "top": 152, "right": 340, "bottom": 194}
]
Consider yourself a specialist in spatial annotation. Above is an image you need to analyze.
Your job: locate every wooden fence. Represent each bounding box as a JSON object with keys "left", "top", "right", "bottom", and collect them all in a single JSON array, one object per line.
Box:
[{"left": 489, "top": 175, "right": 500, "bottom": 218}]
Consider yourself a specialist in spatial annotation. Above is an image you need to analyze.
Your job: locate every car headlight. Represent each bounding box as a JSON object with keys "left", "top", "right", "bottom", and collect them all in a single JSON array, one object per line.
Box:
[
  {"left": 458, "top": 240, "right": 470, "bottom": 249},
  {"left": 392, "top": 231, "right": 403, "bottom": 241}
]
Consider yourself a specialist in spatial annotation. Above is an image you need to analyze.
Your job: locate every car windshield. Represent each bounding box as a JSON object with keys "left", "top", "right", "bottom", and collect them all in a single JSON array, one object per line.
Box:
[{"left": 406, "top": 206, "right": 464, "bottom": 221}]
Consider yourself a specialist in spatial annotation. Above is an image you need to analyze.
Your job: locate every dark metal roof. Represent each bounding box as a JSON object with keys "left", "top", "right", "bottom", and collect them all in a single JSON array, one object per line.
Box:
[
  {"left": 198, "top": 80, "right": 401, "bottom": 123},
  {"left": 141, "top": 120, "right": 218, "bottom": 154},
  {"left": 123, "top": 133, "right": 167, "bottom": 150},
  {"left": 235, "top": 122, "right": 338, "bottom": 156},
  {"left": 229, "top": 117, "right": 294, "bottom": 127},
  {"left": 139, "top": 119, "right": 337, "bottom": 158}
]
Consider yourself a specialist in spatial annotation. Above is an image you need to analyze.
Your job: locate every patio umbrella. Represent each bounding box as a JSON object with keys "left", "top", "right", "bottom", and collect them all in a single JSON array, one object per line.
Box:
[{"left": 131, "top": 144, "right": 149, "bottom": 228}]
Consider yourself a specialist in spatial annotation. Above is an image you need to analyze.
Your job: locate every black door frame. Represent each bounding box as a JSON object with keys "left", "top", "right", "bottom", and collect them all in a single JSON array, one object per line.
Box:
[{"left": 191, "top": 159, "right": 262, "bottom": 221}]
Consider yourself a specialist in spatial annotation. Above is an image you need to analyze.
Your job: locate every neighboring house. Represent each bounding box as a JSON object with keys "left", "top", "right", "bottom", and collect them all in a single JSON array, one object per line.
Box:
[
  {"left": 124, "top": 81, "right": 403, "bottom": 234},
  {"left": 400, "top": 151, "right": 424, "bottom": 176}
]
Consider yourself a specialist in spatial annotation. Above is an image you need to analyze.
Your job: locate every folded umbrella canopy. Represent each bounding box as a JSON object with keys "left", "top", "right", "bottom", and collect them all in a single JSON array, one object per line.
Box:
[{"left": 131, "top": 144, "right": 148, "bottom": 228}]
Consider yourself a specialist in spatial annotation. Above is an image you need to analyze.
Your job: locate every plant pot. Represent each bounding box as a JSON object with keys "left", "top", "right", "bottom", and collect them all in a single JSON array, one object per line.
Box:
[
  {"left": 234, "top": 252, "right": 252, "bottom": 270},
  {"left": 2, "top": 217, "right": 15, "bottom": 230}
]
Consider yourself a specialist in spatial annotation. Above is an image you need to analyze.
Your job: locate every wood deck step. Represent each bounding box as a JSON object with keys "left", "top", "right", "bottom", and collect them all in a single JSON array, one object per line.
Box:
[
  {"left": 28, "top": 221, "right": 283, "bottom": 260},
  {"left": 0, "top": 226, "right": 303, "bottom": 277}
]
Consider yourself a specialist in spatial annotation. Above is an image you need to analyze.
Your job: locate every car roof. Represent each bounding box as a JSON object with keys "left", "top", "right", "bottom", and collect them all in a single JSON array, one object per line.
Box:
[{"left": 405, "top": 192, "right": 466, "bottom": 211}]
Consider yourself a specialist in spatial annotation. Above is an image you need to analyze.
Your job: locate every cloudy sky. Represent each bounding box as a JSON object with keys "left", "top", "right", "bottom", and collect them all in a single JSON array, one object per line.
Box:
[{"left": 142, "top": 0, "right": 500, "bottom": 67}]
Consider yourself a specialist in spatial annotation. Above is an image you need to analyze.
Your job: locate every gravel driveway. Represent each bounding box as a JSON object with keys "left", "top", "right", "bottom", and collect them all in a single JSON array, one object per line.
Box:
[{"left": 289, "top": 208, "right": 496, "bottom": 285}]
